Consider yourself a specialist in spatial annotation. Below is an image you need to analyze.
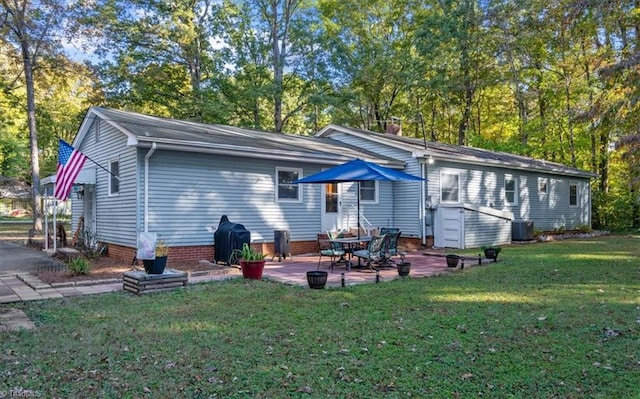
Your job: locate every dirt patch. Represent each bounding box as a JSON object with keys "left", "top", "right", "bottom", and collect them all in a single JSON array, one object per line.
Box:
[{"left": 34, "top": 257, "right": 234, "bottom": 285}]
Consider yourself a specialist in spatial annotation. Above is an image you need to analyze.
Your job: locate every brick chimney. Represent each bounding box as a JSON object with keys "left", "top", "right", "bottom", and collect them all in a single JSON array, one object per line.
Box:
[{"left": 386, "top": 117, "right": 402, "bottom": 136}]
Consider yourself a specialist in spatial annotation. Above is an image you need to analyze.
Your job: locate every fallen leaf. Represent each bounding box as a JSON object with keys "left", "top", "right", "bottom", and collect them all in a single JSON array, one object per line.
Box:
[
  {"left": 143, "top": 387, "right": 151, "bottom": 393},
  {"left": 461, "top": 373, "right": 474, "bottom": 380},
  {"left": 297, "top": 385, "right": 313, "bottom": 393}
]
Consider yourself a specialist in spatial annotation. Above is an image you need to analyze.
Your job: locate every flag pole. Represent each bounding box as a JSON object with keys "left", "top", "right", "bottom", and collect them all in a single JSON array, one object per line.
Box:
[
  {"left": 58, "top": 138, "right": 118, "bottom": 180},
  {"left": 83, "top": 153, "right": 119, "bottom": 180}
]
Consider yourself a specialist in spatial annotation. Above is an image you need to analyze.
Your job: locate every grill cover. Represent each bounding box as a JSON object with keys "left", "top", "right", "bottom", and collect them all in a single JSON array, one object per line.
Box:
[{"left": 213, "top": 215, "right": 251, "bottom": 264}]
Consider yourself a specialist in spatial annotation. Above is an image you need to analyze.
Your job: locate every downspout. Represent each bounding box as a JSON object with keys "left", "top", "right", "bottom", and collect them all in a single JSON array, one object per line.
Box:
[
  {"left": 420, "top": 161, "right": 426, "bottom": 246},
  {"left": 144, "top": 143, "right": 157, "bottom": 232}
]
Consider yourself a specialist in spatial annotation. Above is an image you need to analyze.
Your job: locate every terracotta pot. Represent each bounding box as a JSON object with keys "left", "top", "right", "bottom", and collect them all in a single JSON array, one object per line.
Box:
[
  {"left": 307, "top": 270, "right": 328, "bottom": 289},
  {"left": 143, "top": 256, "right": 167, "bottom": 274},
  {"left": 240, "top": 259, "right": 266, "bottom": 280}
]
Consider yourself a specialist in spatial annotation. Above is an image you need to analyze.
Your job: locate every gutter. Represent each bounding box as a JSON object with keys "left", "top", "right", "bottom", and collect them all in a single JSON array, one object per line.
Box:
[
  {"left": 134, "top": 141, "right": 406, "bottom": 168},
  {"left": 143, "top": 143, "right": 157, "bottom": 232}
]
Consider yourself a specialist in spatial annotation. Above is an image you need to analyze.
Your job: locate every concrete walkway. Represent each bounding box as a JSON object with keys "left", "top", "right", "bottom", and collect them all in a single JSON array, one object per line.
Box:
[{"left": 0, "top": 242, "right": 491, "bottom": 304}]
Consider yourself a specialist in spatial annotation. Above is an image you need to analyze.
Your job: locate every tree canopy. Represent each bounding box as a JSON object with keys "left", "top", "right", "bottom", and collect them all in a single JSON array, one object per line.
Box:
[{"left": 1, "top": 0, "right": 639, "bottom": 229}]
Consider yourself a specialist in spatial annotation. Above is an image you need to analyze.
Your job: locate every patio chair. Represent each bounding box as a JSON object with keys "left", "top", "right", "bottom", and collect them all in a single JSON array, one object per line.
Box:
[
  {"left": 317, "top": 231, "right": 346, "bottom": 272},
  {"left": 377, "top": 231, "right": 401, "bottom": 267},
  {"left": 352, "top": 234, "right": 387, "bottom": 271}
]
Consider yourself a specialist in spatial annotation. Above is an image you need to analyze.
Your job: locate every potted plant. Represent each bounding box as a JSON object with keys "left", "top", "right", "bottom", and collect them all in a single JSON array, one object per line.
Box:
[
  {"left": 445, "top": 254, "right": 460, "bottom": 268},
  {"left": 396, "top": 253, "right": 411, "bottom": 277},
  {"left": 143, "top": 239, "right": 169, "bottom": 274},
  {"left": 481, "top": 245, "right": 502, "bottom": 262},
  {"left": 235, "top": 243, "right": 266, "bottom": 280}
]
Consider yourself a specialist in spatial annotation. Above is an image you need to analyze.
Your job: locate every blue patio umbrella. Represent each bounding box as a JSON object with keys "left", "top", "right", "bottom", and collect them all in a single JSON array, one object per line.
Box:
[{"left": 295, "top": 159, "right": 424, "bottom": 237}]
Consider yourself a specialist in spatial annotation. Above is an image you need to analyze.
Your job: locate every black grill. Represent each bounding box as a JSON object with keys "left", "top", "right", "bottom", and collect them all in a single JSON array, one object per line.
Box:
[{"left": 213, "top": 215, "right": 251, "bottom": 265}]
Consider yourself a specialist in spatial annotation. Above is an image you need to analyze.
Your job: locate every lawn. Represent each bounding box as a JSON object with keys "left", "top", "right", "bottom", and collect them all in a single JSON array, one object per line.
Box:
[{"left": 1, "top": 235, "right": 639, "bottom": 398}]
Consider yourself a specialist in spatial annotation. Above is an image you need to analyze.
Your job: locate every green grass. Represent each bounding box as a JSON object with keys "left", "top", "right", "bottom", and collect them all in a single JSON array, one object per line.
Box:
[{"left": 2, "top": 236, "right": 639, "bottom": 398}]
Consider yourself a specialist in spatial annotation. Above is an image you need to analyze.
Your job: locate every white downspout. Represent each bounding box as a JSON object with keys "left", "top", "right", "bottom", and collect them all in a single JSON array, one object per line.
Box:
[
  {"left": 144, "top": 143, "right": 157, "bottom": 232},
  {"left": 420, "top": 162, "right": 426, "bottom": 246}
]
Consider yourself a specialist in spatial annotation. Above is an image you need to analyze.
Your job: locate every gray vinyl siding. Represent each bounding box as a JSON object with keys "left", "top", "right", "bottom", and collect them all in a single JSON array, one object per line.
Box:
[
  {"left": 139, "top": 150, "right": 331, "bottom": 246},
  {"left": 427, "top": 161, "right": 591, "bottom": 234},
  {"left": 463, "top": 209, "right": 511, "bottom": 248},
  {"left": 78, "top": 119, "right": 138, "bottom": 246},
  {"left": 325, "top": 133, "right": 423, "bottom": 238}
]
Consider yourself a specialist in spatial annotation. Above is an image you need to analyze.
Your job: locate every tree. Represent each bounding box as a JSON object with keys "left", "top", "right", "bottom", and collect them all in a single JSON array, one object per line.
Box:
[
  {"left": 415, "top": 0, "right": 493, "bottom": 145},
  {"left": 318, "top": 0, "right": 420, "bottom": 133},
  {"left": 0, "top": 0, "right": 68, "bottom": 231},
  {"left": 226, "top": 0, "right": 327, "bottom": 133},
  {"left": 79, "top": 0, "right": 226, "bottom": 121}
]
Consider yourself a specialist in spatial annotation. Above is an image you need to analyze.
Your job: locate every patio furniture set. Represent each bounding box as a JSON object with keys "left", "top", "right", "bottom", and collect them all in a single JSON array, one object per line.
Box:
[{"left": 317, "top": 227, "right": 403, "bottom": 273}]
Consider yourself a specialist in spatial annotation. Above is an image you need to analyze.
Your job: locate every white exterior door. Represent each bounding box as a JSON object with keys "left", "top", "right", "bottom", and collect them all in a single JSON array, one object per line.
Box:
[
  {"left": 321, "top": 182, "right": 341, "bottom": 232},
  {"left": 435, "top": 206, "right": 464, "bottom": 248},
  {"left": 83, "top": 185, "right": 96, "bottom": 238}
]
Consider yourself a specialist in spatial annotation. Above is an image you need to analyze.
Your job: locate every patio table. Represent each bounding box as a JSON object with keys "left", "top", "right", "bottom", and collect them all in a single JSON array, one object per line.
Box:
[{"left": 329, "top": 236, "right": 372, "bottom": 271}]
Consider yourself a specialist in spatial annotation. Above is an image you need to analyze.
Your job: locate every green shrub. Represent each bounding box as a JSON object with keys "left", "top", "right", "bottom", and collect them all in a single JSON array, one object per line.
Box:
[{"left": 67, "top": 257, "right": 91, "bottom": 275}]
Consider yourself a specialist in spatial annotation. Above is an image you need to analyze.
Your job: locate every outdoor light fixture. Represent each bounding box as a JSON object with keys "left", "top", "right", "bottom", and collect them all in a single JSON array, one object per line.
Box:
[
  {"left": 428, "top": 155, "right": 434, "bottom": 164},
  {"left": 76, "top": 189, "right": 84, "bottom": 200}
]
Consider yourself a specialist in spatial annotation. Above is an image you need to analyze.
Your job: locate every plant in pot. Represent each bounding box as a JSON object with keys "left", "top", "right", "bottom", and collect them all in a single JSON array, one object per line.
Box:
[
  {"left": 143, "top": 239, "right": 169, "bottom": 274},
  {"left": 235, "top": 243, "right": 266, "bottom": 280},
  {"left": 396, "top": 252, "right": 411, "bottom": 277},
  {"left": 481, "top": 245, "right": 502, "bottom": 262},
  {"left": 445, "top": 254, "right": 460, "bottom": 268}
]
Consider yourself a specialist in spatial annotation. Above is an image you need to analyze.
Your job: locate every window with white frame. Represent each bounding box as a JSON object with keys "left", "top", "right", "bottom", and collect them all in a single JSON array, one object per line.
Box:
[
  {"left": 569, "top": 183, "right": 578, "bottom": 206},
  {"left": 505, "top": 177, "right": 518, "bottom": 205},
  {"left": 94, "top": 119, "right": 100, "bottom": 142},
  {"left": 359, "top": 180, "right": 378, "bottom": 203},
  {"left": 276, "top": 167, "right": 302, "bottom": 202},
  {"left": 539, "top": 178, "right": 547, "bottom": 194},
  {"left": 109, "top": 160, "right": 120, "bottom": 195},
  {"left": 440, "top": 171, "right": 460, "bottom": 202}
]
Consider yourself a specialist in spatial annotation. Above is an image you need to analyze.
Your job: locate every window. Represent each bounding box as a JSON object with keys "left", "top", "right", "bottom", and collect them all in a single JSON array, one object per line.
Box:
[
  {"left": 569, "top": 183, "right": 578, "bottom": 207},
  {"left": 505, "top": 177, "right": 517, "bottom": 205},
  {"left": 440, "top": 172, "right": 460, "bottom": 202},
  {"left": 276, "top": 167, "right": 301, "bottom": 202},
  {"left": 359, "top": 180, "right": 378, "bottom": 203},
  {"left": 109, "top": 160, "right": 119, "bottom": 195},
  {"left": 539, "top": 179, "right": 547, "bottom": 194},
  {"left": 94, "top": 119, "right": 100, "bottom": 142}
]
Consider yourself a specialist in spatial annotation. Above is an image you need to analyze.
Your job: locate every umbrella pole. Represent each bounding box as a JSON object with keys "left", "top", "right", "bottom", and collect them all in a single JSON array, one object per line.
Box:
[{"left": 357, "top": 182, "right": 361, "bottom": 239}]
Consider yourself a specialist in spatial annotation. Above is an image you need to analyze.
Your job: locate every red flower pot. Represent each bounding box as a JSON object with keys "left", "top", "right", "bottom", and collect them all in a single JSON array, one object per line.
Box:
[{"left": 240, "top": 259, "right": 266, "bottom": 280}]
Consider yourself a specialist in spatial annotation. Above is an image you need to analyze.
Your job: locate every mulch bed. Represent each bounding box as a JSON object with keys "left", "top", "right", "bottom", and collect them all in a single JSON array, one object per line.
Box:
[{"left": 34, "top": 257, "right": 232, "bottom": 285}]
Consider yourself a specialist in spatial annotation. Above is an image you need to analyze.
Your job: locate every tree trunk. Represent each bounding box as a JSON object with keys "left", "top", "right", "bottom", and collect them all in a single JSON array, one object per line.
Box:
[{"left": 19, "top": 17, "right": 43, "bottom": 232}]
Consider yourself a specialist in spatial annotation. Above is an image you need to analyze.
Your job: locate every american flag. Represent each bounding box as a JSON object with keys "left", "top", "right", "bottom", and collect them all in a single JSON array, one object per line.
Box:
[{"left": 54, "top": 139, "right": 87, "bottom": 200}]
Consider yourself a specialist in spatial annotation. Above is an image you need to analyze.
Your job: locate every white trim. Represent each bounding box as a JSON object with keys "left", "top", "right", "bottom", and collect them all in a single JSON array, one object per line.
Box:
[
  {"left": 504, "top": 176, "right": 518, "bottom": 206},
  {"left": 108, "top": 159, "right": 120, "bottom": 196},
  {"left": 538, "top": 177, "right": 548, "bottom": 194},
  {"left": 359, "top": 180, "right": 378, "bottom": 204},
  {"left": 440, "top": 203, "right": 515, "bottom": 221},
  {"left": 440, "top": 170, "right": 461, "bottom": 203},
  {"left": 276, "top": 167, "right": 302, "bottom": 203},
  {"left": 569, "top": 182, "right": 578, "bottom": 207}
]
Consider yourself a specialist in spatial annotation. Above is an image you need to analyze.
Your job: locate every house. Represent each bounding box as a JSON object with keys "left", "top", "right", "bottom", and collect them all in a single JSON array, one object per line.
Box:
[
  {"left": 58, "top": 107, "right": 594, "bottom": 263},
  {"left": 58, "top": 107, "right": 409, "bottom": 263},
  {"left": 0, "top": 176, "right": 31, "bottom": 216},
  {"left": 317, "top": 125, "right": 596, "bottom": 249}
]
